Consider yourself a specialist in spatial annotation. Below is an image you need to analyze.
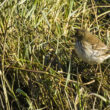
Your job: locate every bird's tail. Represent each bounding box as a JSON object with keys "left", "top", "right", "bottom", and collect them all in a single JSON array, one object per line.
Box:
[{"left": 103, "top": 50, "right": 110, "bottom": 60}]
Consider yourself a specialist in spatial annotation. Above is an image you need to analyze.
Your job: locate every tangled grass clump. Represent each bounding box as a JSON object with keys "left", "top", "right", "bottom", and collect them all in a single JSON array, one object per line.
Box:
[{"left": 0, "top": 0, "right": 110, "bottom": 110}]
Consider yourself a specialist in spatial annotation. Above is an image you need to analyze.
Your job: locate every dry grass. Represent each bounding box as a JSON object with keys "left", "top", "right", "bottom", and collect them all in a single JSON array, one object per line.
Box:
[{"left": 0, "top": 0, "right": 110, "bottom": 110}]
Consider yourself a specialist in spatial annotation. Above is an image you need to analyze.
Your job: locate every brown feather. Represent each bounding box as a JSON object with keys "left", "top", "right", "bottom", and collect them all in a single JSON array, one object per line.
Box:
[{"left": 76, "top": 29, "right": 108, "bottom": 50}]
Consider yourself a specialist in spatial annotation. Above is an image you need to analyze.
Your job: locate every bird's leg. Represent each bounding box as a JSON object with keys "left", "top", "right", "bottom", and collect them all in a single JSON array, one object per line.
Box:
[
  {"left": 95, "top": 64, "right": 102, "bottom": 73},
  {"left": 99, "top": 64, "right": 102, "bottom": 73},
  {"left": 95, "top": 64, "right": 99, "bottom": 72}
]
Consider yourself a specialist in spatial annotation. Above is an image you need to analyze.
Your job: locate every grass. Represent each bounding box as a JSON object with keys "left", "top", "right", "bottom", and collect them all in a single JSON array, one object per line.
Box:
[{"left": 0, "top": 0, "right": 110, "bottom": 110}]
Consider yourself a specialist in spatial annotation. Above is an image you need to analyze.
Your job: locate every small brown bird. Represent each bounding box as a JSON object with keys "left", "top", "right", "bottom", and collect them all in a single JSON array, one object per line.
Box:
[{"left": 74, "top": 29, "right": 110, "bottom": 64}]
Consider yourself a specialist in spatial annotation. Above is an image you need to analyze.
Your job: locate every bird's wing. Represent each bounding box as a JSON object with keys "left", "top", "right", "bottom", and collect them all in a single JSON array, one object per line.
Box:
[{"left": 86, "top": 33, "right": 108, "bottom": 50}]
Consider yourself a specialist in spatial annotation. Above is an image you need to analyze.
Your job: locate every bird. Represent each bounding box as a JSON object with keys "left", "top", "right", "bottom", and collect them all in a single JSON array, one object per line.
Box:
[{"left": 74, "top": 29, "right": 110, "bottom": 65}]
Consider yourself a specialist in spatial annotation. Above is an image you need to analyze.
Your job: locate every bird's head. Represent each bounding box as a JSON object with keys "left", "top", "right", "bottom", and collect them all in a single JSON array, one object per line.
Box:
[{"left": 75, "top": 29, "right": 86, "bottom": 40}]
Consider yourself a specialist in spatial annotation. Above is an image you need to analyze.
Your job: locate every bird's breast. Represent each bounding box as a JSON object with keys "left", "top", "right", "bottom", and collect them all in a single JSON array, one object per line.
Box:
[{"left": 75, "top": 40, "right": 104, "bottom": 64}]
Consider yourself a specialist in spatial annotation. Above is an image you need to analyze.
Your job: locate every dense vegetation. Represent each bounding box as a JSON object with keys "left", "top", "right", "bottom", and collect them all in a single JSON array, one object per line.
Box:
[{"left": 0, "top": 0, "right": 110, "bottom": 110}]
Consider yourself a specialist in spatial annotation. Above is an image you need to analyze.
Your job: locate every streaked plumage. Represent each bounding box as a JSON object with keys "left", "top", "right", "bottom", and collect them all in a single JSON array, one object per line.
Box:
[{"left": 75, "top": 29, "right": 110, "bottom": 64}]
